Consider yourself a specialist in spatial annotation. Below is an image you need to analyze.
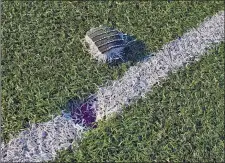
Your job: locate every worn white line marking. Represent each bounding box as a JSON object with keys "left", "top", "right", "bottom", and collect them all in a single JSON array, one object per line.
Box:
[{"left": 95, "top": 11, "right": 224, "bottom": 121}]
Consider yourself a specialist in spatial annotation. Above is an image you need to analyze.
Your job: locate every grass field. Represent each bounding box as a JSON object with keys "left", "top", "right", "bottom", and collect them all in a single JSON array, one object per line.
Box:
[
  {"left": 56, "top": 44, "right": 224, "bottom": 162},
  {"left": 1, "top": 0, "right": 224, "bottom": 162}
]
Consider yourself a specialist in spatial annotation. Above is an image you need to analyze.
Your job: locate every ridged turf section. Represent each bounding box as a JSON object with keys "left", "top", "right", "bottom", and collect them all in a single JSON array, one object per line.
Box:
[
  {"left": 56, "top": 44, "right": 224, "bottom": 162},
  {"left": 1, "top": 1, "right": 224, "bottom": 143}
]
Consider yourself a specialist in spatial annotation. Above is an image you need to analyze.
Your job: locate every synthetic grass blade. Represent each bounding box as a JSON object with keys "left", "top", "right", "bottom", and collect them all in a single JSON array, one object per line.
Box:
[{"left": 1, "top": 11, "right": 224, "bottom": 162}]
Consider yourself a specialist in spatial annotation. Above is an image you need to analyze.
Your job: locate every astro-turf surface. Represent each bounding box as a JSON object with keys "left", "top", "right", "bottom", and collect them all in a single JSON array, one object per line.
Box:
[
  {"left": 1, "top": 0, "right": 224, "bottom": 162},
  {"left": 55, "top": 44, "right": 224, "bottom": 162}
]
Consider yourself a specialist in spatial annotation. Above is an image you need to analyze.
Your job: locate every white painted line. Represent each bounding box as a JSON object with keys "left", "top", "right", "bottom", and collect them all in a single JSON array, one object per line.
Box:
[
  {"left": 1, "top": 116, "right": 85, "bottom": 162},
  {"left": 1, "top": 11, "right": 224, "bottom": 162},
  {"left": 95, "top": 11, "right": 224, "bottom": 121}
]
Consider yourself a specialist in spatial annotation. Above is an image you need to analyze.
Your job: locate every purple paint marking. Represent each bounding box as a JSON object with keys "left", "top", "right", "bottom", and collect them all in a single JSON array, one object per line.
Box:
[{"left": 69, "top": 98, "right": 97, "bottom": 128}]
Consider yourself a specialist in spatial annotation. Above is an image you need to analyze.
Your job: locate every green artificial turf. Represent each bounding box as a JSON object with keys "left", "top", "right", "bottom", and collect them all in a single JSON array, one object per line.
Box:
[
  {"left": 1, "top": 0, "right": 224, "bottom": 144},
  {"left": 55, "top": 43, "right": 224, "bottom": 162}
]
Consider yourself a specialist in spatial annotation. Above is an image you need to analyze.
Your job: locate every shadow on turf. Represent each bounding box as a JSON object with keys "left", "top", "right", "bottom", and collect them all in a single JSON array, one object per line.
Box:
[{"left": 108, "top": 35, "right": 154, "bottom": 67}]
